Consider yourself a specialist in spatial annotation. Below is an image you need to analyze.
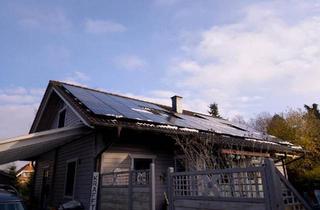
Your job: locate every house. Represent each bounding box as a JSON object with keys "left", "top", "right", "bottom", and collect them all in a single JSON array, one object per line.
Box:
[
  {"left": 0, "top": 81, "right": 304, "bottom": 210},
  {"left": 16, "top": 162, "right": 34, "bottom": 186}
]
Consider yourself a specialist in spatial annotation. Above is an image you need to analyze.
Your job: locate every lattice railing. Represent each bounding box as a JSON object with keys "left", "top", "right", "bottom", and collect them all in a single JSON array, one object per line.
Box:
[
  {"left": 276, "top": 170, "right": 312, "bottom": 210},
  {"left": 132, "top": 169, "right": 150, "bottom": 186},
  {"left": 170, "top": 167, "right": 265, "bottom": 200},
  {"left": 101, "top": 169, "right": 150, "bottom": 187}
]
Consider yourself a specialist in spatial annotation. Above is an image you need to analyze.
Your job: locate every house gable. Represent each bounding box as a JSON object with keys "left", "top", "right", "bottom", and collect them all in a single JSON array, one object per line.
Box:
[{"left": 30, "top": 84, "right": 85, "bottom": 133}]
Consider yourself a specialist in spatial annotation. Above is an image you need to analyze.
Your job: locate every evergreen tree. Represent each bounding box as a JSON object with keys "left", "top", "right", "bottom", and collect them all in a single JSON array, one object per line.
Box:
[{"left": 208, "top": 103, "right": 220, "bottom": 118}]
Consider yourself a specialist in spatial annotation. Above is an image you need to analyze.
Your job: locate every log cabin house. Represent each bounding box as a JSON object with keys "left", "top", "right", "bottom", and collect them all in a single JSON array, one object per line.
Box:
[{"left": 0, "top": 81, "right": 305, "bottom": 210}]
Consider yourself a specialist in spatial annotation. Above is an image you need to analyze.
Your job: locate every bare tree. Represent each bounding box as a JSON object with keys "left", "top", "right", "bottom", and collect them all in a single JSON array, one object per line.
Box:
[
  {"left": 231, "top": 115, "right": 247, "bottom": 125},
  {"left": 249, "top": 112, "right": 272, "bottom": 133},
  {"left": 173, "top": 134, "right": 227, "bottom": 171}
]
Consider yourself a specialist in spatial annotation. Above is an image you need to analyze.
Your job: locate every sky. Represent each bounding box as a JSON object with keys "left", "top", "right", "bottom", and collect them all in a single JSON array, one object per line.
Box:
[{"left": 1, "top": 0, "right": 320, "bottom": 139}]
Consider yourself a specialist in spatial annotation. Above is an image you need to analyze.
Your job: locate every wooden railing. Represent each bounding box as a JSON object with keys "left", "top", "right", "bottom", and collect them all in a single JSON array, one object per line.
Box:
[
  {"left": 167, "top": 159, "right": 312, "bottom": 210},
  {"left": 101, "top": 169, "right": 150, "bottom": 187},
  {"left": 168, "top": 166, "right": 266, "bottom": 202},
  {"left": 100, "top": 164, "right": 155, "bottom": 210},
  {"left": 276, "top": 169, "right": 312, "bottom": 210}
]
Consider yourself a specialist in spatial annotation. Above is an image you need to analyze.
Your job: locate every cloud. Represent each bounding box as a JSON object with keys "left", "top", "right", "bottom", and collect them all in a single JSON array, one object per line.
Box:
[
  {"left": 0, "top": 87, "right": 44, "bottom": 139},
  {"left": 114, "top": 55, "right": 147, "bottom": 71},
  {"left": 73, "top": 71, "right": 90, "bottom": 81},
  {"left": 62, "top": 71, "right": 91, "bottom": 86},
  {"left": 17, "top": 8, "right": 72, "bottom": 32},
  {"left": 168, "top": 1, "right": 320, "bottom": 118},
  {"left": 123, "top": 92, "right": 171, "bottom": 107},
  {"left": 84, "top": 19, "right": 126, "bottom": 34},
  {"left": 0, "top": 87, "right": 43, "bottom": 105}
]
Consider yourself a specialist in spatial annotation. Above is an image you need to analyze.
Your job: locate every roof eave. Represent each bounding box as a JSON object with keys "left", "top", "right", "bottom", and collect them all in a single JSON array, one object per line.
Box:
[{"left": 92, "top": 120, "right": 303, "bottom": 154}]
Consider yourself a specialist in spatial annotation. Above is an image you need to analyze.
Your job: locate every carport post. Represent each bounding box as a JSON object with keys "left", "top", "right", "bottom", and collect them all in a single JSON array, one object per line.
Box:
[
  {"left": 150, "top": 163, "right": 156, "bottom": 210},
  {"left": 167, "top": 167, "right": 174, "bottom": 210}
]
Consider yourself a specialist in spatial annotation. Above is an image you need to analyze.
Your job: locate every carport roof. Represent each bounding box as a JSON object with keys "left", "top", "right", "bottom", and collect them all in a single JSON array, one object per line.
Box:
[{"left": 0, "top": 126, "right": 91, "bottom": 165}]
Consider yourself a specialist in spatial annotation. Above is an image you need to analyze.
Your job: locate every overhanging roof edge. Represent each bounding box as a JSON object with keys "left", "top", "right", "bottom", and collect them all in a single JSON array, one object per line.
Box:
[
  {"left": 1, "top": 125, "right": 89, "bottom": 145},
  {"left": 0, "top": 126, "right": 93, "bottom": 165}
]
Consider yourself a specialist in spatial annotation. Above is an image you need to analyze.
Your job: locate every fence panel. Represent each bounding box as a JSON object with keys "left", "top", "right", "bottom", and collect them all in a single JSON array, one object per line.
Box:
[
  {"left": 100, "top": 166, "right": 154, "bottom": 210},
  {"left": 168, "top": 167, "right": 267, "bottom": 210},
  {"left": 276, "top": 169, "right": 312, "bottom": 210},
  {"left": 167, "top": 159, "right": 312, "bottom": 210},
  {"left": 170, "top": 167, "right": 266, "bottom": 201}
]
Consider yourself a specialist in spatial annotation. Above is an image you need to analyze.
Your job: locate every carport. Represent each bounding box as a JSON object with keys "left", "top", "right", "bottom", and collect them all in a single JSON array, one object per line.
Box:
[{"left": 0, "top": 126, "right": 91, "bottom": 165}]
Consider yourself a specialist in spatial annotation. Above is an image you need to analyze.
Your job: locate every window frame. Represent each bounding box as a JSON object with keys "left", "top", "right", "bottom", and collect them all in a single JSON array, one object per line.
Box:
[
  {"left": 64, "top": 158, "right": 78, "bottom": 198},
  {"left": 57, "top": 107, "right": 67, "bottom": 128},
  {"left": 129, "top": 154, "right": 156, "bottom": 170}
]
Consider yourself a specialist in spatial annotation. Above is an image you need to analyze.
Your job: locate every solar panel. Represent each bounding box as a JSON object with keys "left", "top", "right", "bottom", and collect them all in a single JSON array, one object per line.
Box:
[
  {"left": 104, "top": 94, "right": 173, "bottom": 124},
  {"left": 63, "top": 84, "right": 176, "bottom": 124},
  {"left": 63, "top": 84, "right": 121, "bottom": 116},
  {"left": 62, "top": 84, "right": 267, "bottom": 139},
  {"left": 90, "top": 91, "right": 148, "bottom": 120}
]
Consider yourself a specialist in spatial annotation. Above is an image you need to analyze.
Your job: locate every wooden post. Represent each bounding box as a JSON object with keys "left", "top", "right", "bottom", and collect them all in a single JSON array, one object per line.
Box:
[
  {"left": 150, "top": 163, "right": 156, "bottom": 210},
  {"left": 263, "top": 158, "right": 285, "bottom": 210},
  {"left": 167, "top": 167, "right": 174, "bottom": 210},
  {"left": 128, "top": 170, "right": 133, "bottom": 210}
]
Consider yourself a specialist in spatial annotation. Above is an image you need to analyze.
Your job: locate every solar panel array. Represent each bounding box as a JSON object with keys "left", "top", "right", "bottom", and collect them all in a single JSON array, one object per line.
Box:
[{"left": 62, "top": 84, "right": 267, "bottom": 140}]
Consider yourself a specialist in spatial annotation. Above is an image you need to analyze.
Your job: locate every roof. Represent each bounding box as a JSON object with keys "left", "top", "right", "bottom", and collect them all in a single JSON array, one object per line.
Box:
[
  {"left": 30, "top": 80, "right": 302, "bottom": 153},
  {"left": 0, "top": 126, "right": 91, "bottom": 165},
  {"left": 16, "top": 163, "right": 33, "bottom": 177}
]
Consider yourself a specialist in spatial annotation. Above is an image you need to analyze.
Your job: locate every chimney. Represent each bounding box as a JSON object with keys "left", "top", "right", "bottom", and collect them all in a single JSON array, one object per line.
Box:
[{"left": 171, "top": 95, "right": 183, "bottom": 114}]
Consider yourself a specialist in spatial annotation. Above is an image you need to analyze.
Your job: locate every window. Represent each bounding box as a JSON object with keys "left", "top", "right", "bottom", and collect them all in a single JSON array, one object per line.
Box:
[
  {"left": 133, "top": 158, "right": 153, "bottom": 170},
  {"left": 64, "top": 160, "right": 77, "bottom": 197},
  {"left": 131, "top": 157, "right": 153, "bottom": 186},
  {"left": 58, "top": 109, "right": 66, "bottom": 128}
]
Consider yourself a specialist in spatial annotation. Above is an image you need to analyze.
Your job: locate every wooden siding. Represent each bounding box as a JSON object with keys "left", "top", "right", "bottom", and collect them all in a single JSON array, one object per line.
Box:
[
  {"left": 34, "top": 134, "right": 96, "bottom": 210},
  {"left": 51, "top": 103, "right": 83, "bottom": 129},
  {"left": 100, "top": 187, "right": 129, "bottom": 210},
  {"left": 100, "top": 186, "right": 150, "bottom": 210},
  {"left": 52, "top": 134, "right": 95, "bottom": 209},
  {"left": 33, "top": 150, "right": 55, "bottom": 207},
  {"left": 174, "top": 199, "right": 266, "bottom": 210},
  {"left": 100, "top": 136, "right": 174, "bottom": 210},
  {"left": 35, "top": 91, "right": 83, "bottom": 132}
]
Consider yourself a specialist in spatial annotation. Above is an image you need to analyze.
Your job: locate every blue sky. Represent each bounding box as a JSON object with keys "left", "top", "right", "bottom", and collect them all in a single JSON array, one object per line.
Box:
[{"left": 1, "top": 0, "right": 320, "bottom": 139}]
